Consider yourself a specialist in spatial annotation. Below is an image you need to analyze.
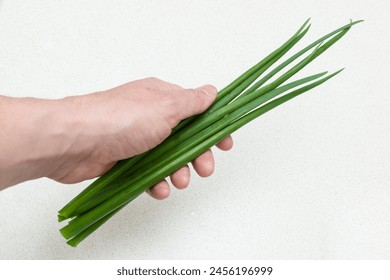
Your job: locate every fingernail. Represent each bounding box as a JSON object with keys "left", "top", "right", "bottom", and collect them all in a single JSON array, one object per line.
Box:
[{"left": 198, "top": 85, "right": 217, "bottom": 98}]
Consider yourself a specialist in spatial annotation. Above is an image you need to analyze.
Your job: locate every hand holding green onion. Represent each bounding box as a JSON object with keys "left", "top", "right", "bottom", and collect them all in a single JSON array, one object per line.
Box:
[
  {"left": 0, "top": 79, "right": 233, "bottom": 199},
  {"left": 48, "top": 79, "right": 234, "bottom": 199},
  {"left": 0, "top": 18, "right": 362, "bottom": 247},
  {"left": 57, "top": 19, "right": 362, "bottom": 247}
]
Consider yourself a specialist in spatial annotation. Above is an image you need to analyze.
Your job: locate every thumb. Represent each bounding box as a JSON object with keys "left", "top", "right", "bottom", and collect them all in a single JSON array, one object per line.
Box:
[{"left": 174, "top": 85, "right": 217, "bottom": 120}]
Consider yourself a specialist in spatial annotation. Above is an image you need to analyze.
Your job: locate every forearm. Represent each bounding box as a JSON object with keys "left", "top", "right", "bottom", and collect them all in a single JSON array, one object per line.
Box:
[{"left": 0, "top": 95, "right": 77, "bottom": 189}]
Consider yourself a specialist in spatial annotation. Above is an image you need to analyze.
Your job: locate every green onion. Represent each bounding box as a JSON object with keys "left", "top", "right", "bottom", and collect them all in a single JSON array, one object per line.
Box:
[
  {"left": 57, "top": 19, "right": 310, "bottom": 221},
  {"left": 58, "top": 20, "right": 361, "bottom": 246}
]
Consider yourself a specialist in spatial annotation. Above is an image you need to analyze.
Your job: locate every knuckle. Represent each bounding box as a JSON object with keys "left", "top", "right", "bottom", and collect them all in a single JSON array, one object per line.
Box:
[
  {"left": 145, "top": 77, "right": 162, "bottom": 83},
  {"left": 160, "top": 92, "right": 176, "bottom": 108},
  {"left": 159, "top": 92, "right": 180, "bottom": 126},
  {"left": 188, "top": 89, "right": 206, "bottom": 107}
]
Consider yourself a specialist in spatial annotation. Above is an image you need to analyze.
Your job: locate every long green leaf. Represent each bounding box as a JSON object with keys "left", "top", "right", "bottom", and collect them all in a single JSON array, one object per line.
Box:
[
  {"left": 58, "top": 19, "right": 311, "bottom": 221},
  {"left": 60, "top": 70, "right": 342, "bottom": 241}
]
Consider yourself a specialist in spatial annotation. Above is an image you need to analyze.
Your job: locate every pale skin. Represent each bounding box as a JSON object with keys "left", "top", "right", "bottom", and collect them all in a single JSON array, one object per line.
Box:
[{"left": 0, "top": 77, "right": 233, "bottom": 199}]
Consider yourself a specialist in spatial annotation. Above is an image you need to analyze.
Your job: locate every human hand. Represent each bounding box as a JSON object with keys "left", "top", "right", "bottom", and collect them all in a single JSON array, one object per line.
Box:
[{"left": 47, "top": 78, "right": 233, "bottom": 199}]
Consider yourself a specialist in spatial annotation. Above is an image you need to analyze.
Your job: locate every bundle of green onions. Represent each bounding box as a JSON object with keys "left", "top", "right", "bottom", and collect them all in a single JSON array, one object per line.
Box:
[{"left": 58, "top": 19, "right": 361, "bottom": 247}]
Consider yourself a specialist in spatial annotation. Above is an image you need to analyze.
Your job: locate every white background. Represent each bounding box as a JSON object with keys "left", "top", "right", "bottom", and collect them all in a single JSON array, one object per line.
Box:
[{"left": 0, "top": 0, "right": 389, "bottom": 259}]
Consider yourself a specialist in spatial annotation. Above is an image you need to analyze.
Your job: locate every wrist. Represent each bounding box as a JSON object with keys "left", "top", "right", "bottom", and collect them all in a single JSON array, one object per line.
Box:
[{"left": 0, "top": 95, "right": 78, "bottom": 188}]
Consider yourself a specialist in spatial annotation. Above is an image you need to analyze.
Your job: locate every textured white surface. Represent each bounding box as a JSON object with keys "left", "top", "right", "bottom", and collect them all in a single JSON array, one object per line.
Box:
[{"left": 0, "top": 0, "right": 389, "bottom": 259}]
